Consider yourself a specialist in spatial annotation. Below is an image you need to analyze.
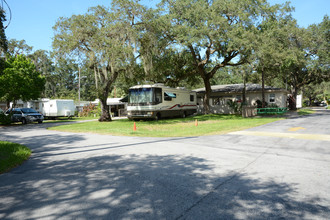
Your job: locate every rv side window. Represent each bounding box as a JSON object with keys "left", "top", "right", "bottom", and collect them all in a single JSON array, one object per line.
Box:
[
  {"left": 190, "top": 95, "right": 194, "bottom": 102},
  {"left": 164, "top": 92, "right": 176, "bottom": 101},
  {"left": 154, "top": 88, "right": 162, "bottom": 103}
]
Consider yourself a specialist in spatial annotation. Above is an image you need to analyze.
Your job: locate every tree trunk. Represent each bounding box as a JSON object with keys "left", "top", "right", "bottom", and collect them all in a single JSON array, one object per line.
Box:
[
  {"left": 242, "top": 70, "right": 247, "bottom": 105},
  {"left": 309, "top": 96, "right": 312, "bottom": 107},
  {"left": 94, "top": 66, "right": 99, "bottom": 90},
  {"left": 203, "top": 76, "right": 212, "bottom": 114},
  {"left": 290, "top": 88, "right": 298, "bottom": 111},
  {"left": 96, "top": 64, "right": 122, "bottom": 122},
  {"left": 98, "top": 78, "right": 112, "bottom": 122},
  {"left": 6, "top": 100, "right": 10, "bottom": 109},
  {"left": 99, "top": 97, "right": 112, "bottom": 122}
]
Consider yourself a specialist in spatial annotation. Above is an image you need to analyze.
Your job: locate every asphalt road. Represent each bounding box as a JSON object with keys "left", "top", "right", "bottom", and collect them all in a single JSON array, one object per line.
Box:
[{"left": 0, "top": 110, "right": 329, "bottom": 219}]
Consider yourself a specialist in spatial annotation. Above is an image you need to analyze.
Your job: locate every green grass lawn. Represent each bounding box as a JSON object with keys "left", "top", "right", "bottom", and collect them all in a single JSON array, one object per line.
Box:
[
  {"left": 49, "top": 114, "right": 282, "bottom": 137},
  {"left": 0, "top": 141, "right": 31, "bottom": 174},
  {"left": 43, "top": 116, "right": 98, "bottom": 123},
  {"left": 297, "top": 109, "right": 316, "bottom": 115}
]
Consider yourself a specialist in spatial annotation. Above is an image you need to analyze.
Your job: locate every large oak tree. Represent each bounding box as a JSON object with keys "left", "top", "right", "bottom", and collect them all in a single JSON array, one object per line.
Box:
[
  {"left": 279, "top": 15, "right": 330, "bottom": 109},
  {"left": 158, "top": 0, "right": 289, "bottom": 113},
  {"left": 53, "top": 2, "right": 143, "bottom": 121}
]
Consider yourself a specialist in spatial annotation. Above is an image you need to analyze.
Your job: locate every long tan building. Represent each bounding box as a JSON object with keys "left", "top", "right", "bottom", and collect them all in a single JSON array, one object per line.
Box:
[{"left": 194, "top": 84, "right": 288, "bottom": 114}]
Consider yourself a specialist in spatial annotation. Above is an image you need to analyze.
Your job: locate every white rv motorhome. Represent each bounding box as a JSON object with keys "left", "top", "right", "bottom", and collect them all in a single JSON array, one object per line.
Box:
[
  {"left": 127, "top": 84, "right": 197, "bottom": 120},
  {"left": 41, "top": 99, "right": 76, "bottom": 119}
]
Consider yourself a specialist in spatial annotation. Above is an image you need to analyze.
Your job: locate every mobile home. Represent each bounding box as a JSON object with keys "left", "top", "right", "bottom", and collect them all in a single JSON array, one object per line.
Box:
[
  {"left": 9, "top": 99, "right": 76, "bottom": 119},
  {"left": 41, "top": 99, "right": 76, "bottom": 119},
  {"left": 127, "top": 84, "right": 197, "bottom": 120}
]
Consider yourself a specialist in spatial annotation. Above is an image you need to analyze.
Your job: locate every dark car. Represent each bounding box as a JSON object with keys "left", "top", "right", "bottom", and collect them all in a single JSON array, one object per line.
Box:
[{"left": 5, "top": 108, "right": 44, "bottom": 124}]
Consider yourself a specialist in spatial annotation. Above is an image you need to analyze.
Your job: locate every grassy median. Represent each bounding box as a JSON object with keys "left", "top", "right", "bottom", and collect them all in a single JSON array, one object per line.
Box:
[
  {"left": 48, "top": 114, "right": 282, "bottom": 137},
  {"left": 0, "top": 141, "right": 31, "bottom": 174},
  {"left": 297, "top": 109, "right": 316, "bottom": 115}
]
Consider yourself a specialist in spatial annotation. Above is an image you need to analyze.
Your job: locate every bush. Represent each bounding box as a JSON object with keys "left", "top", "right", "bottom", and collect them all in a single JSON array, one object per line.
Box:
[
  {"left": 80, "top": 103, "right": 101, "bottom": 117},
  {"left": 255, "top": 100, "right": 268, "bottom": 108},
  {"left": 268, "top": 103, "right": 278, "bottom": 108},
  {"left": 226, "top": 100, "right": 241, "bottom": 114},
  {"left": 0, "top": 112, "right": 12, "bottom": 125}
]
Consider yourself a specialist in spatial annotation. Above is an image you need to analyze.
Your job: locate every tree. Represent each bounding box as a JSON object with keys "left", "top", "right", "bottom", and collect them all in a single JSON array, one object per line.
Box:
[
  {"left": 248, "top": 5, "right": 293, "bottom": 107},
  {"left": 0, "top": 55, "right": 45, "bottom": 108},
  {"left": 159, "top": 0, "right": 289, "bottom": 113},
  {"left": 7, "top": 39, "right": 32, "bottom": 56},
  {"left": 53, "top": 2, "right": 142, "bottom": 121},
  {"left": 137, "top": 48, "right": 200, "bottom": 88},
  {"left": 302, "top": 82, "right": 330, "bottom": 106},
  {"left": 280, "top": 15, "right": 330, "bottom": 109},
  {"left": 0, "top": 8, "right": 7, "bottom": 54},
  {"left": 28, "top": 50, "right": 56, "bottom": 98},
  {"left": 52, "top": 57, "right": 79, "bottom": 99},
  {"left": 0, "top": 8, "right": 8, "bottom": 101}
]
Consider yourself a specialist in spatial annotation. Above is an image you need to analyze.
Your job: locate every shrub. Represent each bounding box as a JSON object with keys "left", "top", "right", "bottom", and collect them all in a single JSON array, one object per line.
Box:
[
  {"left": 268, "top": 103, "right": 278, "bottom": 108},
  {"left": 227, "top": 100, "right": 241, "bottom": 114},
  {"left": 0, "top": 112, "right": 12, "bottom": 125},
  {"left": 80, "top": 103, "right": 101, "bottom": 117},
  {"left": 255, "top": 100, "right": 268, "bottom": 108}
]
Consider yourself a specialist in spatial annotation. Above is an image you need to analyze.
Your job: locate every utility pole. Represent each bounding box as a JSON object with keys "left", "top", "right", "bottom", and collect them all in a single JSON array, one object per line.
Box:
[{"left": 78, "top": 66, "right": 81, "bottom": 107}]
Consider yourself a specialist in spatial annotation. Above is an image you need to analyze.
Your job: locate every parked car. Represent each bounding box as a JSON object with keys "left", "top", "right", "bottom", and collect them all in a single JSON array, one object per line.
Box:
[
  {"left": 5, "top": 108, "right": 44, "bottom": 124},
  {"left": 319, "top": 101, "right": 327, "bottom": 107}
]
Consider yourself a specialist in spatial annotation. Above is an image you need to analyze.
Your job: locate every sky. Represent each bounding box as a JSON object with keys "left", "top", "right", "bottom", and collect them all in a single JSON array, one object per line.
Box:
[{"left": 2, "top": 0, "right": 329, "bottom": 52}]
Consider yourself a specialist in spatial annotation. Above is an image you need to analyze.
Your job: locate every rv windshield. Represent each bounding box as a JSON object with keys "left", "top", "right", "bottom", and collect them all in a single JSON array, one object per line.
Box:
[
  {"left": 129, "top": 88, "right": 162, "bottom": 105},
  {"left": 129, "top": 88, "right": 153, "bottom": 104}
]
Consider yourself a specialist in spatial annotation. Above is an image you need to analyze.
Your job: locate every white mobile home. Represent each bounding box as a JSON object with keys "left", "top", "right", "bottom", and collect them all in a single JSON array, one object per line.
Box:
[
  {"left": 11, "top": 99, "right": 76, "bottom": 118},
  {"left": 127, "top": 84, "right": 197, "bottom": 120},
  {"left": 41, "top": 99, "right": 76, "bottom": 118}
]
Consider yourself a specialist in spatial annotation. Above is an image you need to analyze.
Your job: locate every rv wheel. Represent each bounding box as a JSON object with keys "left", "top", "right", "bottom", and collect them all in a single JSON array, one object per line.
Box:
[
  {"left": 182, "top": 111, "right": 186, "bottom": 118},
  {"left": 155, "top": 113, "right": 161, "bottom": 121}
]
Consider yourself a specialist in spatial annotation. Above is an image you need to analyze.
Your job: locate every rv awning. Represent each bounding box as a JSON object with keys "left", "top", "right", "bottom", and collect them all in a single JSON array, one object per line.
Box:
[
  {"left": 165, "top": 92, "right": 176, "bottom": 98},
  {"left": 119, "top": 96, "right": 128, "bottom": 103}
]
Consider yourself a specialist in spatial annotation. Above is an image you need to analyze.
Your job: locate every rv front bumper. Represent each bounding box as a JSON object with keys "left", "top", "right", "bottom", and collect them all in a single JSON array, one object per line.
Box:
[{"left": 127, "top": 111, "right": 155, "bottom": 119}]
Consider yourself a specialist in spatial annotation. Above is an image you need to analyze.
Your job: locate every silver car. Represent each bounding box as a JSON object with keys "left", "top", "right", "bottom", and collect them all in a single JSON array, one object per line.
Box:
[{"left": 5, "top": 108, "right": 44, "bottom": 124}]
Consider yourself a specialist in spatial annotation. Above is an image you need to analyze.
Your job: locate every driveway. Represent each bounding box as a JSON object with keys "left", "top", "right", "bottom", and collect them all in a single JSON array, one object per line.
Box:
[{"left": 0, "top": 110, "right": 329, "bottom": 219}]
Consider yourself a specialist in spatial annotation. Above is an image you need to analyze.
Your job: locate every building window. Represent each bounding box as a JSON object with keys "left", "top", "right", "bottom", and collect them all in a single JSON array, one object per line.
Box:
[
  {"left": 190, "top": 95, "right": 194, "bottom": 102},
  {"left": 269, "top": 94, "right": 275, "bottom": 103}
]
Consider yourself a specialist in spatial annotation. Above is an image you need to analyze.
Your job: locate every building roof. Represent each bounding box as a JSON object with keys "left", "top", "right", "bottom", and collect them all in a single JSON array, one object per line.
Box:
[{"left": 193, "top": 84, "right": 287, "bottom": 94}]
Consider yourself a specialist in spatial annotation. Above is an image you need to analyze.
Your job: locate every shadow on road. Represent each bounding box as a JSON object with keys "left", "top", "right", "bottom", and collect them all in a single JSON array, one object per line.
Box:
[
  {"left": 1, "top": 111, "right": 329, "bottom": 219},
  {"left": 1, "top": 153, "right": 328, "bottom": 219}
]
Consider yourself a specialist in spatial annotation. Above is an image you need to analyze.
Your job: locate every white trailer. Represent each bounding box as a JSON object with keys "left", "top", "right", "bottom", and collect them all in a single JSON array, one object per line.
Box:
[
  {"left": 41, "top": 99, "right": 76, "bottom": 119},
  {"left": 127, "top": 84, "right": 197, "bottom": 120}
]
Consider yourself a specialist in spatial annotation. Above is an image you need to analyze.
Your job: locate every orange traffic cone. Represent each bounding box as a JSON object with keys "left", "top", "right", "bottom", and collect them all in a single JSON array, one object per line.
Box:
[
  {"left": 133, "top": 122, "right": 137, "bottom": 131},
  {"left": 195, "top": 119, "right": 198, "bottom": 126}
]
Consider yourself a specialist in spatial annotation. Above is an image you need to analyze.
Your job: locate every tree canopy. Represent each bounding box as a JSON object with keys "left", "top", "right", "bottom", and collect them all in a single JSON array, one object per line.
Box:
[
  {"left": 3, "top": 0, "right": 328, "bottom": 115},
  {"left": 53, "top": 2, "right": 144, "bottom": 121},
  {"left": 0, "top": 55, "right": 45, "bottom": 108},
  {"left": 156, "top": 0, "right": 293, "bottom": 113}
]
